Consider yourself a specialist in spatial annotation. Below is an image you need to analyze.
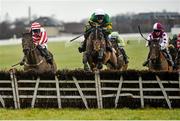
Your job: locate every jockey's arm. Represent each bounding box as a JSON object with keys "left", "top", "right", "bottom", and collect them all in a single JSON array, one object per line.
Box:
[
  {"left": 103, "top": 22, "right": 112, "bottom": 34},
  {"left": 146, "top": 34, "right": 152, "bottom": 47},
  {"left": 38, "top": 28, "right": 48, "bottom": 47},
  {"left": 160, "top": 33, "right": 168, "bottom": 50}
]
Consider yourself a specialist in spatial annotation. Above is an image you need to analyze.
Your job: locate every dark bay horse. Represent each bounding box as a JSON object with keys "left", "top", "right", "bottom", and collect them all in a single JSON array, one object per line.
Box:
[
  {"left": 174, "top": 49, "right": 180, "bottom": 71},
  {"left": 147, "top": 39, "right": 173, "bottom": 71},
  {"left": 84, "top": 25, "right": 117, "bottom": 71},
  {"left": 22, "top": 32, "right": 57, "bottom": 73},
  {"left": 109, "top": 40, "right": 128, "bottom": 71}
]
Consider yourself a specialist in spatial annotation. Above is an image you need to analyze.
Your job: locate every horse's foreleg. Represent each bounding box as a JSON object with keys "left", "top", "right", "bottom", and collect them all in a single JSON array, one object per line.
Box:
[
  {"left": 110, "top": 52, "right": 118, "bottom": 69},
  {"left": 104, "top": 52, "right": 111, "bottom": 63}
]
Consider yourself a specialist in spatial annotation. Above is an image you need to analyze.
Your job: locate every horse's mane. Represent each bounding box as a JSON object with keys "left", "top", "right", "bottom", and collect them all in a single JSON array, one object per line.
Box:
[{"left": 22, "top": 32, "right": 31, "bottom": 39}]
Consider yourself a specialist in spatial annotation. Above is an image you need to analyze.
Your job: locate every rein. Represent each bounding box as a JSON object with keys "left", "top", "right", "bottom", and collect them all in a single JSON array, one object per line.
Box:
[
  {"left": 24, "top": 45, "right": 43, "bottom": 67},
  {"left": 24, "top": 59, "right": 44, "bottom": 67}
]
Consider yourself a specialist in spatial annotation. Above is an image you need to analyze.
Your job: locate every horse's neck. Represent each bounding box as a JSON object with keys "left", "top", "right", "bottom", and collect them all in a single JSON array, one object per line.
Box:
[{"left": 26, "top": 49, "right": 42, "bottom": 64}]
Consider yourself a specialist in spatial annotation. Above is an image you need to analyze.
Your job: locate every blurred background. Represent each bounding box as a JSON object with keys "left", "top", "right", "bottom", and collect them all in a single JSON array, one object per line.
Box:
[
  {"left": 0, "top": 0, "right": 180, "bottom": 70},
  {"left": 0, "top": 0, "right": 180, "bottom": 43}
]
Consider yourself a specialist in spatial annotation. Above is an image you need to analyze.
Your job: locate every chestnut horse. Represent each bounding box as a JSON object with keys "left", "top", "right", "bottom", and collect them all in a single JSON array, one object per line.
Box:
[
  {"left": 147, "top": 39, "right": 173, "bottom": 71},
  {"left": 22, "top": 32, "right": 57, "bottom": 73},
  {"left": 109, "top": 40, "right": 128, "bottom": 71}
]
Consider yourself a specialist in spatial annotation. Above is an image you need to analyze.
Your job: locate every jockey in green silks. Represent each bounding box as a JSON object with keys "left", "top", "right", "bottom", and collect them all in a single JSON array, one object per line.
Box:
[
  {"left": 78, "top": 8, "right": 112, "bottom": 53},
  {"left": 108, "top": 31, "right": 129, "bottom": 64}
]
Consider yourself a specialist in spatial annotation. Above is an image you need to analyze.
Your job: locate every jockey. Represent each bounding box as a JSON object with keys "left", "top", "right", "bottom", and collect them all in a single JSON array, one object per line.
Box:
[
  {"left": 78, "top": 8, "right": 112, "bottom": 53},
  {"left": 177, "top": 33, "right": 180, "bottom": 50},
  {"left": 142, "top": 22, "right": 174, "bottom": 67},
  {"left": 169, "top": 34, "right": 177, "bottom": 49},
  {"left": 170, "top": 33, "right": 180, "bottom": 51},
  {"left": 108, "top": 31, "right": 129, "bottom": 64},
  {"left": 20, "top": 22, "right": 53, "bottom": 65}
]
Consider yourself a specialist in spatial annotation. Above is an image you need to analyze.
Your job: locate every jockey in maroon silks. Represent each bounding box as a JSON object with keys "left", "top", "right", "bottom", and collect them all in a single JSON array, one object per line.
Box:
[
  {"left": 20, "top": 22, "right": 53, "bottom": 65},
  {"left": 177, "top": 33, "right": 180, "bottom": 50},
  {"left": 143, "top": 22, "right": 174, "bottom": 67}
]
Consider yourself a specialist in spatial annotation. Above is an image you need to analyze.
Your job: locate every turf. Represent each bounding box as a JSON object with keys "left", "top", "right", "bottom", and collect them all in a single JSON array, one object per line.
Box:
[
  {"left": 0, "top": 108, "right": 180, "bottom": 120},
  {"left": 0, "top": 39, "right": 148, "bottom": 70}
]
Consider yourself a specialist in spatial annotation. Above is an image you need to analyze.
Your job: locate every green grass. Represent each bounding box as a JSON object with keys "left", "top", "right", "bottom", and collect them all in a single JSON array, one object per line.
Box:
[
  {"left": 0, "top": 108, "right": 180, "bottom": 120},
  {"left": 0, "top": 39, "right": 148, "bottom": 70}
]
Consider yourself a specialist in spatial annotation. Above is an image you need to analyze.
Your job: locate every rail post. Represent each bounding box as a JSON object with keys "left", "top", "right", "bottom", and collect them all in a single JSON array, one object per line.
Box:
[{"left": 95, "top": 70, "right": 103, "bottom": 109}]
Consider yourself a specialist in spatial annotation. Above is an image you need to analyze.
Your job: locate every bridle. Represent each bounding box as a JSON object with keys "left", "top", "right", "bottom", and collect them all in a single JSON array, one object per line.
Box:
[{"left": 22, "top": 34, "right": 44, "bottom": 67}]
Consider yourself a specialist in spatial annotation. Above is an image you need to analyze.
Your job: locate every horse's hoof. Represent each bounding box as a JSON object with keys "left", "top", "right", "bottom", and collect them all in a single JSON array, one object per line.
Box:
[{"left": 84, "top": 67, "right": 91, "bottom": 72}]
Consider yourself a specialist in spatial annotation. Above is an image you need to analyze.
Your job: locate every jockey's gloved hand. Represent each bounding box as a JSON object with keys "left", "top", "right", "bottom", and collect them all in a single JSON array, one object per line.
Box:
[
  {"left": 37, "top": 45, "right": 42, "bottom": 49},
  {"left": 78, "top": 47, "right": 84, "bottom": 53}
]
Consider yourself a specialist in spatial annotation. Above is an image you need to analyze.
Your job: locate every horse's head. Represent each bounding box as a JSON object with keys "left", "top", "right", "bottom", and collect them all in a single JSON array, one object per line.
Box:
[
  {"left": 149, "top": 39, "right": 161, "bottom": 63},
  {"left": 89, "top": 25, "right": 105, "bottom": 52},
  {"left": 22, "top": 32, "right": 35, "bottom": 55}
]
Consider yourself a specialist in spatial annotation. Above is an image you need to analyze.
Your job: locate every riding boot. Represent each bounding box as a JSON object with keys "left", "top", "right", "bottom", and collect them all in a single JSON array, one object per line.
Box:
[
  {"left": 142, "top": 53, "right": 150, "bottom": 67},
  {"left": 37, "top": 45, "right": 53, "bottom": 64},
  {"left": 162, "top": 49, "right": 174, "bottom": 67},
  {"left": 119, "top": 48, "right": 129, "bottom": 64}
]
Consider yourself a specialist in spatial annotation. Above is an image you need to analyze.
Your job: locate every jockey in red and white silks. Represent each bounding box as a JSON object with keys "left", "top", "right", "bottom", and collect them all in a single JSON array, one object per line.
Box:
[
  {"left": 20, "top": 22, "right": 53, "bottom": 65},
  {"left": 143, "top": 22, "right": 174, "bottom": 67},
  {"left": 30, "top": 22, "right": 52, "bottom": 64},
  {"left": 30, "top": 22, "right": 48, "bottom": 48},
  {"left": 177, "top": 33, "right": 180, "bottom": 49}
]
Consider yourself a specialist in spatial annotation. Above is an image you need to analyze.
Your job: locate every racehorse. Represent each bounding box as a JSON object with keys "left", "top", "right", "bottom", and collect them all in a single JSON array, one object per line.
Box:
[
  {"left": 21, "top": 32, "right": 57, "bottom": 73},
  {"left": 174, "top": 49, "right": 180, "bottom": 71},
  {"left": 147, "top": 39, "right": 173, "bottom": 71},
  {"left": 83, "top": 25, "right": 117, "bottom": 71},
  {"left": 109, "top": 39, "right": 128, "bottom": 71}
]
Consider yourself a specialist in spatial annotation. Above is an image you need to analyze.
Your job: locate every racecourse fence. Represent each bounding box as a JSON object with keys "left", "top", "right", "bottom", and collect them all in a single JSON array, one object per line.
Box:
[{"left": 0, "top": 69, "right": 179, "bottom": 109}]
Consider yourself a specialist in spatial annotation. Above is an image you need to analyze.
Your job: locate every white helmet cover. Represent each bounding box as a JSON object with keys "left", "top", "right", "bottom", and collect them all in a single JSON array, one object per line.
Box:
[{"left": 94, "top": 9, "right": 105, "bottom": 16}]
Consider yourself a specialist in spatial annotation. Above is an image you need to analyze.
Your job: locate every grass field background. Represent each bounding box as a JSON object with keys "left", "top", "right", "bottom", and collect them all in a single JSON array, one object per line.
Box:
[
  {"left": 1, "top": 39, "right": 180, "bottom": 120},
  {"left": 0, "top": 39, "right": 148, "bottom": 70}
]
